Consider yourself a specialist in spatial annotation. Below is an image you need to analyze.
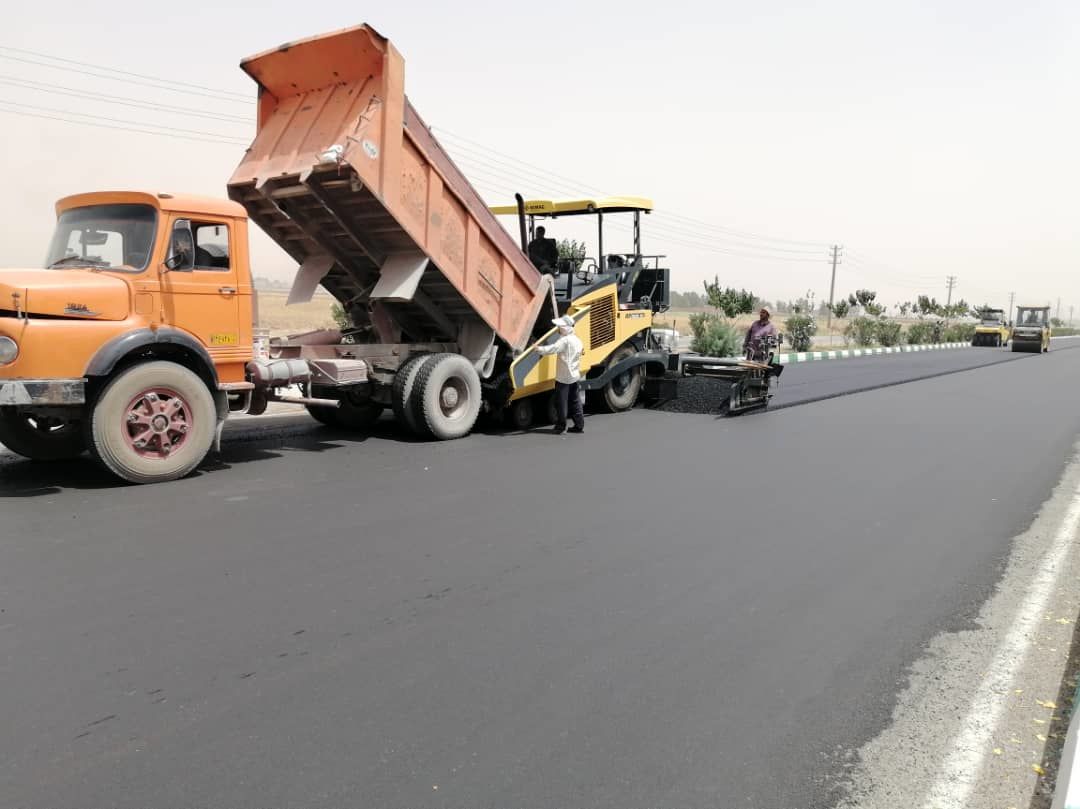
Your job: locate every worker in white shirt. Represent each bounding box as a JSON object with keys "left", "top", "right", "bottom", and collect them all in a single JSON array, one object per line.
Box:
[{"left": 534, "top": 315, "right": 585, "bottom": 434}]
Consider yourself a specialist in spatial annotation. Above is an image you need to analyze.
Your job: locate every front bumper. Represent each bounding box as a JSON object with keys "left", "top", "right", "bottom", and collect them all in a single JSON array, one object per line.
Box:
[{"left": 0, "top": 378, "right": 85, "bottom": 406}]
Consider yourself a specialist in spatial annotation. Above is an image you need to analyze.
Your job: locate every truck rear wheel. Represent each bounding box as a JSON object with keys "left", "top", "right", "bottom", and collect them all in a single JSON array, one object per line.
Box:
[
  {"left": 0, "top": 410, "right": 85, "bottom": 460},
  {"left": 308, "top": 388, "right": 383, "bottom": 430},
  {"left": 392, "top": 353, "right": 432, "bottom": 436},
  {"left": 87, "top": 361, "right": 216, "bottom": 484},
  {"left": 413, "top": 353, "right": 482, "bottom": 440},
  {"left": 600, "top": 344, "right": 643, "bottom": 412},
  {"left": 334, "top": 394, "right": 383, "bottom": 429},
  {"left": 306, "top": 404, "right": 338, "bottom": 427}
]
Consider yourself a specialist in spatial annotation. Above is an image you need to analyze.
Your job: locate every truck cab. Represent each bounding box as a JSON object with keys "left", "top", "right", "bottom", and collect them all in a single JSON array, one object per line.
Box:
[{"left": 0, "top": 191, "right": 255, "bottom": 481}]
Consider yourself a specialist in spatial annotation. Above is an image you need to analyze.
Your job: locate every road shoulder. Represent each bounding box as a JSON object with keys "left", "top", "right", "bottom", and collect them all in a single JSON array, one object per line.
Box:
[{"left": 840, "top": 440, "right": 1080, "bottom": 808}]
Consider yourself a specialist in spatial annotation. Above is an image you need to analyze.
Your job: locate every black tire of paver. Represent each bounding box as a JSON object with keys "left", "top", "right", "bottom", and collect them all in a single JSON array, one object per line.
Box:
[
  {"left": 600, "top": 344, "right": 644, "bottom": 413},
  {"left": 505, "top": 397, "right": 535, "bottom": 430},
  {"left": 413, "top": 353, "right": 482, "bottom": 440},
  {"left": 544, "top": 392, "right": 559, "bottom": 424},
  {"left": 87, "top": 361, "right": 215, "bottom": 484},
  {"left": 392, "top": 354, "right": 432, "bottom": 436},
  {"left": 0, "top": 409, "right": 85, "bottom": 460}
]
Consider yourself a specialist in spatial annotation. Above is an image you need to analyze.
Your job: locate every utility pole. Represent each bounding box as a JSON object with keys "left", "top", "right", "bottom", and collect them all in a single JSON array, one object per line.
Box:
[
  {"left": 1070, "top": 305, "right": 1074, "bottom": 327},
  {"left": 1008, "top": 291, "right": 1015, "bottom": 323},
  {"left": 826, "top": 245, "right": 842, "bottom": 333},
  {"left": 1056, "top": 297, "right": 1061, "bottom": 322},
  {"left": 945, "top": 275, "right": 957, "bottom": 322}
]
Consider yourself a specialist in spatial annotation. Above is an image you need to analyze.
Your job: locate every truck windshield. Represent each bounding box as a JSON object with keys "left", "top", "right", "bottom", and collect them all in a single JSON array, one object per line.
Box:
[{"left": 45, "top": 204, "right": 157, "bottom": 272}]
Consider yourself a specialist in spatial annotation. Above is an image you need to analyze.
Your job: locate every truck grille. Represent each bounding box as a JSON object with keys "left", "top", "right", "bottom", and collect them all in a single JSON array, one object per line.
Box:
[{"left": 589, "top": 297, "right": 616, "bottom": 349}]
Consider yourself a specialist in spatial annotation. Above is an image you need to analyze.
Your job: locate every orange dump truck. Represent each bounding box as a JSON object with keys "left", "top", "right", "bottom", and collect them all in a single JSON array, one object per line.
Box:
[{"left": 0, "top": 24, "right": 671, "bottom": 484}]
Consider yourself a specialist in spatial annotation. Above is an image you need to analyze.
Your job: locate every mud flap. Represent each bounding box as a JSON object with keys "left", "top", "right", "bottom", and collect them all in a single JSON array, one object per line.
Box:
[{"left": 214, "top": 391, "right": 229, "bottom": 453}]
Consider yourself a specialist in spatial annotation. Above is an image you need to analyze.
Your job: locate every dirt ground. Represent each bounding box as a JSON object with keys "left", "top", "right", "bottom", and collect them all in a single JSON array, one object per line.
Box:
[{"left": 256, "top": 291, "right": 337, "bottom": 336}]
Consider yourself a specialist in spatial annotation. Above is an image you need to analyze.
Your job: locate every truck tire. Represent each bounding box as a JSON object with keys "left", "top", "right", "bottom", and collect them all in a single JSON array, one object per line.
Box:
[
  {"left": 334, "top": 394, "right": 384, "bottom": 429},
  {"left": 0, "top": 410, "right": 85, "bottom": 460},
  {"left": 413, "top": 353, "right": 482, "bottom": 440},
  {"left": 392, "top": 353, "right": 433, "bottom": 436},
  {"left": 86, "top": 361, "right": 216, "bottom": 484},
  {"left": 600, "top": 344, "right": 643, "bottom": 412},
  {"left": 306, "top": 404, "right": 338, "bottom": 427}
]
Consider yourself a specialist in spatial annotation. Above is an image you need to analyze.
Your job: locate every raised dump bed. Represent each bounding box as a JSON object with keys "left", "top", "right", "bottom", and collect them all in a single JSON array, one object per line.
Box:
[{"left": 227, "top": 24, "right": 553, "bottom": 354}]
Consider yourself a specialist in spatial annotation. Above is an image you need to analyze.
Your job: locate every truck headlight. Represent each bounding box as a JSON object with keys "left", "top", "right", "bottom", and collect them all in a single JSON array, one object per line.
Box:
[{"left": 0, "top": 336, "right": 18, "bottom": 365}]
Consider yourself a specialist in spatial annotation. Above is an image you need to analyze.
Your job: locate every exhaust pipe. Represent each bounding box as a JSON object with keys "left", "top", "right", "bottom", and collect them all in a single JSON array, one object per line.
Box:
[{"left": 515, "top": 193, "right": 528, "bottom": 253}]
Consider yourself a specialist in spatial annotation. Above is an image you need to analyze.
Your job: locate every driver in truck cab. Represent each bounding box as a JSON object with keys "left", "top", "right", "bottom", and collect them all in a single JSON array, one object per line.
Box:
[{"left": 744, "top": 307, "right": 777, "bottom": 359}]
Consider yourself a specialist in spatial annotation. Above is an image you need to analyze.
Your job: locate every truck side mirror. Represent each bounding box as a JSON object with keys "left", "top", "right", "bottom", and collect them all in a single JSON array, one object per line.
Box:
[{"left": 163, "top": 219, "right": 195, "bottom": 273}]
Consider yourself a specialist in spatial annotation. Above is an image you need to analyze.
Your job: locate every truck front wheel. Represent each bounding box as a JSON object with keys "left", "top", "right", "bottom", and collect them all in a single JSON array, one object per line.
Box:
[
  {"left": 87, "top": 361, "right": 216, "bottom": 484},
  {"left": 0, "top": 409, "right": 85, "bottom": 460}
]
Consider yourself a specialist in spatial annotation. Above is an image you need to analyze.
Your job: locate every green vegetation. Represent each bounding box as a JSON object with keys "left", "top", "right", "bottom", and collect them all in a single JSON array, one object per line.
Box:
[
  {"left": 330, "top": 302, "right": 349, "bottom": 330},
  {"left": 688, "top": 313, "right": 741, "bottom": 357},
  {"left": 784, "top": 311, "right": 817, "bottom": 352}
]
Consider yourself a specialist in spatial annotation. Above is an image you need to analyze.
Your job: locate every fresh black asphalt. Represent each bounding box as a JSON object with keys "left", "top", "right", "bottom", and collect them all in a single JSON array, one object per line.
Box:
[{"left": 1, "top": 344, "right": 1079, "bottom": 807}]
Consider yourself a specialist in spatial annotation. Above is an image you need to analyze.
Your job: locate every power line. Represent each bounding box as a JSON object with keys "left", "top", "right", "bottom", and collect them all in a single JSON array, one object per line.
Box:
[
  {"left": 0, "top": 49, "right": 831, "bottom": 261},
  {"left": 0, "top": 52, "right": 254, "bottom": 104},
  {"left": 0, "top": 106, "right": 248, "bottom": 146},
  {"left": 459, "top": 157, "right": 825, "bottom": 262},
  {"left": 0, "top": 51, "right": 839, "bottom": 271},
  {"left": 445, "top": 145, "right": 826, "bottom": 258},
  {"left": 0, "top": 76, "right": 253, "bottom": 124},
  {"left": 0, "top": 44, "right": 253, "bottom": 100},
  {"left": 0, "top": 99, "right": 249, "bottom": 142},
  {"left": 434, "top": 126, "right": 827, "bottom": 249}
]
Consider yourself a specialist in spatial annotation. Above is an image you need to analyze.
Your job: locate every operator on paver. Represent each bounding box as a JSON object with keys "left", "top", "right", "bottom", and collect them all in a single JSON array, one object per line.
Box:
[
  {"left": 743, "top": 307, "right": 777, "bottom": 360},
  {"left": 527, "top": 226, "right": 559, "bottom": 274},
  {"left": 533, "top": 315, "right": 585, "bottom": 435}
]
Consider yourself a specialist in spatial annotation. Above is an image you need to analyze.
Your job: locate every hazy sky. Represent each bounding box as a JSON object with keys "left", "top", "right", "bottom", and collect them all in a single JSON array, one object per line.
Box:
[{"left": 2, "top": 0, "right": 1078, "bottom": 315}]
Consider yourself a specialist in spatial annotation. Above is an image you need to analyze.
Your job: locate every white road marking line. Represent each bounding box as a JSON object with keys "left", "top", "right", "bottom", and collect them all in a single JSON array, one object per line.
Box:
[{"left": 921, "top": 480, "right": 1080, "bottom": 809}]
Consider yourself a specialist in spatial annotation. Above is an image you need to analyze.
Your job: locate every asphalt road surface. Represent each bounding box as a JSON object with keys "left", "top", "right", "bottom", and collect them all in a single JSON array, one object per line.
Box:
[
  {"left": 771, "top": 341, "right": 1060, "bottom": 408},
  {"left": 3, "top": 344, "right": 1080, "bottom": 807}
]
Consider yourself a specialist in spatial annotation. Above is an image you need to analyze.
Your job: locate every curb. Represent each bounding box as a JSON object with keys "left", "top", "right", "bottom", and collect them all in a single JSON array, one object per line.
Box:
[
  {"left": 1052, "top": 678, "right": 1080, "bottom": 809},
  {"left": 776, "top": 342, "right": 970, "bottom": 365}
]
